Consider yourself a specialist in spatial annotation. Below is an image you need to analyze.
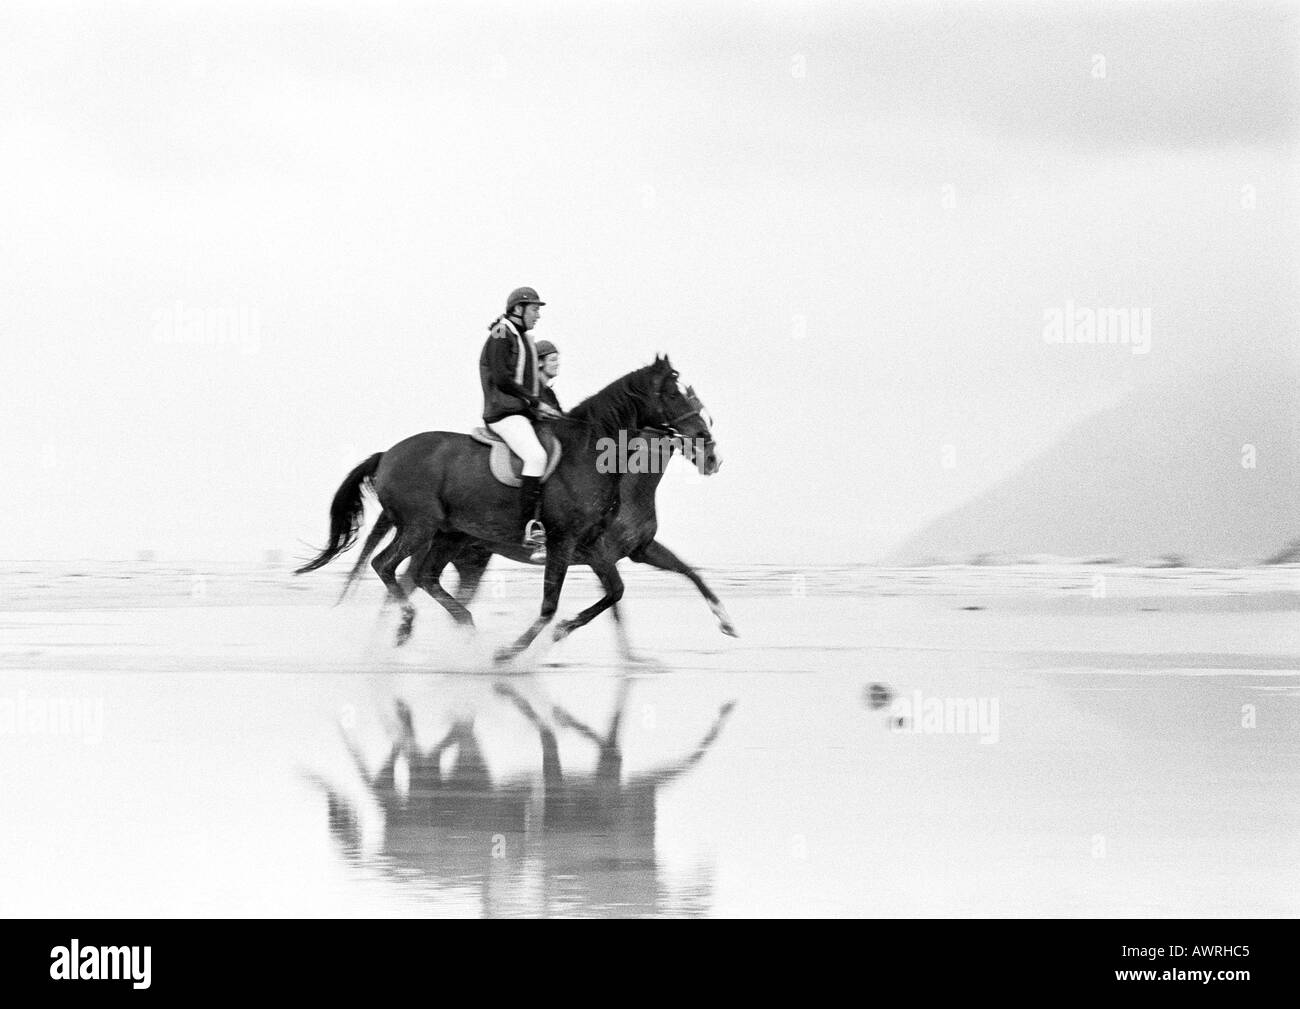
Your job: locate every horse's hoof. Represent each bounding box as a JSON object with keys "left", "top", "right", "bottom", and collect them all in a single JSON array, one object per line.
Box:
[
  {"left": 395, "top": 627, "right": 413, "bottom": 647},
  {"left": 493, "top": 646, "right": 517, "bottom": 665},
  {"left": 719, "top": 622, "right": 738, "bottom": 638},
  {"left": 552, "top": 621, "right": 574, "bottom": 642}
]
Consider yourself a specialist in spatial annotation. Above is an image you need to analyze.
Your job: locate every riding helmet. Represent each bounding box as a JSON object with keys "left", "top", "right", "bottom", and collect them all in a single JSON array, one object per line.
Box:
[{"left": 506, "top": 287, "right": 546, "bottom": 312}]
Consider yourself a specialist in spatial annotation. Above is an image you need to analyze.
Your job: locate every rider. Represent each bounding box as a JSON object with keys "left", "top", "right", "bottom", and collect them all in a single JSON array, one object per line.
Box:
[
  {"left": 535, "top": 339, "right": 562, "bottom": 413},
  {"left": 479, "top": 287, "right": 560, "bottom": 560}
]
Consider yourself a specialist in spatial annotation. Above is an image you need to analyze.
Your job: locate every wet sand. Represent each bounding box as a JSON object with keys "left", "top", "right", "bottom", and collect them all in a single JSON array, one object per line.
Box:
[{"left": 1, "top": 562, "right": 1296, "bottom": 917}]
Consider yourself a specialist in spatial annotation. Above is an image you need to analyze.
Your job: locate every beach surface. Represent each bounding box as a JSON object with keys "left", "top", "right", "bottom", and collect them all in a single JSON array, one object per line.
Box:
[{"left": 1, "top": 560, "right": 1297, "bottom": 917}]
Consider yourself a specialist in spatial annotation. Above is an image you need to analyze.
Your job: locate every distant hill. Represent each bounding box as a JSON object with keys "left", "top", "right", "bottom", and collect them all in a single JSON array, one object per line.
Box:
[{"left": 887, "top": 366, "right": 1300, "bottom": 565}]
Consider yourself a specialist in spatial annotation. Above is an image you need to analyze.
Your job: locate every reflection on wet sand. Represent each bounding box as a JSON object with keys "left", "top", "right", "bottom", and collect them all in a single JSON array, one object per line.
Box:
[{"left": 311, "top": 675, "right": 736, "bottom": 918}]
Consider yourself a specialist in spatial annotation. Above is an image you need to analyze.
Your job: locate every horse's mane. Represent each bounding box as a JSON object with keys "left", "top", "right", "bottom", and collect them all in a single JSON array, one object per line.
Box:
[{"left": 565, "top": 360, "right": 664, "bottom": 441}]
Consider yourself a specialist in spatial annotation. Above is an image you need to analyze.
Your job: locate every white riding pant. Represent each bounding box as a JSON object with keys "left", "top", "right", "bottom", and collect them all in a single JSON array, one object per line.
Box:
[{"left": 487, "top": 414, "right": 547, "bottom": 477}]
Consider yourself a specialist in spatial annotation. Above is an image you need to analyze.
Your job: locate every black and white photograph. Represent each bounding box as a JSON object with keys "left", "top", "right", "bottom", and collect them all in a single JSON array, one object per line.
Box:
[{"left": 1, "top": 0, "right": 1297, "bottom": 940}]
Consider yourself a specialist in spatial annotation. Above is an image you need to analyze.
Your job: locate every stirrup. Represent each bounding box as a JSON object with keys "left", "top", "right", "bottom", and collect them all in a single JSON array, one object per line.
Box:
[{"left": 523, "top": 520, "right": 547, "bottom": 563}]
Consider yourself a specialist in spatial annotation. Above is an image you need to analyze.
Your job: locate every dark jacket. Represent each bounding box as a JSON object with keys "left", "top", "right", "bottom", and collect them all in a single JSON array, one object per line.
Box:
[
  {"left": 540, "top": 381, "right": 561, "bottom": 413},
  {"left": 479, "top": 316, "right": 540, "bottom": 423}
]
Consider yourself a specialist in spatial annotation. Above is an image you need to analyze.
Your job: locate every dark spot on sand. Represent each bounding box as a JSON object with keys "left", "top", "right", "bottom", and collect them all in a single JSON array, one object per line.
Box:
[{"left": 864, "top": 682, "right": 893, "bottom": 710}]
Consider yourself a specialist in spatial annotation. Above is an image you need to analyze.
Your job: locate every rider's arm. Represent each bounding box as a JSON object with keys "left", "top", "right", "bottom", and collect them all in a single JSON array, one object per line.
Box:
[{"left": 484, "top": 331, "right": 539, "bottom": 407}]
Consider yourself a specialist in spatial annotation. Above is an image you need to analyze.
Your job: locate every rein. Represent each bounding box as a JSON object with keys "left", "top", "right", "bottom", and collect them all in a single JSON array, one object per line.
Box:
[
  {"left": 543, "top": 368, "right": 711, "bottom": 443},
  {"left": 552, "top": 407, "right": 707, "bottom": 441},
  {"left": 659, "top": 406, "right": 706, "bottom": 436}
]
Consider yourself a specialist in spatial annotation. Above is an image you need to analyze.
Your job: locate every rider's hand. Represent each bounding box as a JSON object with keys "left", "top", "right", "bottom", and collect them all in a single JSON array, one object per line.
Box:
[{"left": 537, "top": 404, "right": 562, "bottom": 420}]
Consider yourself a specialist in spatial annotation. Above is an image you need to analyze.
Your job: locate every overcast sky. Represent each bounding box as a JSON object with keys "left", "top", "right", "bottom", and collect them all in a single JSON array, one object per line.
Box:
[{"left": 2, "top": 1, "right": 1296, "bottom": 564}]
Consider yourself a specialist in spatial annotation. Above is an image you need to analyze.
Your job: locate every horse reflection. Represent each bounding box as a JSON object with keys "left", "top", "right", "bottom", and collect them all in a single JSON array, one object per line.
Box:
[{"left": 314, "top": 682, "right": 735, "bottom": 917}]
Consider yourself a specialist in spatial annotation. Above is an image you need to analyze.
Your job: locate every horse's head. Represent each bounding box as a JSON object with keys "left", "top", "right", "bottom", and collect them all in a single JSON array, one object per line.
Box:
[{"left": 643, "top": 355, "right": 722, "bottom": 476}]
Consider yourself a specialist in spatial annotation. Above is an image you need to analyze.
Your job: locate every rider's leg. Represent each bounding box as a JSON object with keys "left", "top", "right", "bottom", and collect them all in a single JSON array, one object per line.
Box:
[
  {"left": 486, "top": 415, "right": 548, "bottom": 551},
  {"left": 518, "top": 475, "right": 544, "bottom": 541},
  {"left": 487, "top": 414, "right": 547, "bottom": 477}
]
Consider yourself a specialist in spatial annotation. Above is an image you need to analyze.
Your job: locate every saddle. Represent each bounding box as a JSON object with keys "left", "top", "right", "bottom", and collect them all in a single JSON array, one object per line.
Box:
[{"left": 470, "top": 427, "right": 563, "bottom": 488}]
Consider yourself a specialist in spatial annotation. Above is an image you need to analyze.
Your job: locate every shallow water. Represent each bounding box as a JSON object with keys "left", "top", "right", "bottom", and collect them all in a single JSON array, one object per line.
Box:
[{"left": 1, "top": 564, "right": 1297, "bottom": 917}]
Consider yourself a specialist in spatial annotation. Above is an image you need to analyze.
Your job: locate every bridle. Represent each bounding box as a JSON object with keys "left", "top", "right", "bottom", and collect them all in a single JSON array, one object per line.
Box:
[
  {"left": 652, "top": 385, "right": 712, "bottom": 440},
  {"left": 545, "top": 376, "right": 714, "bottom": 452}
]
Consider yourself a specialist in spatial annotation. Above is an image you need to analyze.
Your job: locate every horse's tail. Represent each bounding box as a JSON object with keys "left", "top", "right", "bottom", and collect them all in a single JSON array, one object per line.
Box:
[
  {"left": 337, "top": 511, "right": 395, "bottom": 602},
  {"left": 294, "top": 453, "right": 384, "bottom": 575}
]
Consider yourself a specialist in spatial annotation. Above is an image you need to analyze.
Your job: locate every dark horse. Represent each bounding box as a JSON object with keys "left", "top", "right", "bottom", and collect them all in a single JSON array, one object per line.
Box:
[
  {"left": 296, "top": 356, "right": 730, "bottom": 662},
  {"left": 341, "top": 419, "right": 737, "bottom": 658}
]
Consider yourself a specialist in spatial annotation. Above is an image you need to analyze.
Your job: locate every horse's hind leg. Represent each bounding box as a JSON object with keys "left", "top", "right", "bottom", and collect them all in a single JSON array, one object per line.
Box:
[
  {"left": 631, "top": 539, "right": 737, "bottom": 637},
  {"left": 374, "top": 698, "right": 421, "bottom": 795},
  {"left": 452, "top": 544, "right": 491, "bottom": 608},
  {"left": 337, "top": 700, "right": 414, "bottom": 803},
  {"left": 338, "top": 512, "right": 394, "bottom": 603},
  {"left": 409, "top": 535, "right": 477, "bottom": 630},
  {"left": 372, "top": 525, "right": 424, "bottom": 646}
]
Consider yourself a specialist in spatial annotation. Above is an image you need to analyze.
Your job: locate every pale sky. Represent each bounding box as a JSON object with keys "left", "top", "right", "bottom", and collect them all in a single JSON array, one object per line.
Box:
[{"left": 2, "top": 1, "right": 1296, "bottom": 563}]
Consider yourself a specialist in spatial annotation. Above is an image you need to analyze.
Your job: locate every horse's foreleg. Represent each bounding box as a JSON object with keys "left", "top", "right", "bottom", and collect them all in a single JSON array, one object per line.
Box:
[
  {"left": 641, "top": 700, "right": 737, "bottom": 789},
  {"left": 608, "top": 602, "right": 664, "bottom": 666},
  {"left": 593, "top": 676, "right": 632, "bottom": 783},
  {"left": 585, "top": 676, "right": 634, "bottom": 780},
  {"left": 552, "top": 707, "right": 603, "bottom": 745},
  {"left": 552, "top": 555, "right": 623, "bottom": 642},
  {"left": 494, "top": 545, "right": 571, "bottom": 664},
  {"left": 609, "top": 602, "right": 636, "bottom": 662},
  {"left": 632, "top": 539, "right": 737, "bottom": 637},
  {"left": 493, "top": 682, "right": 562, "bottom": 788},
  {"left": 381, "top": 700, "right": 445, "bottom": 799}
]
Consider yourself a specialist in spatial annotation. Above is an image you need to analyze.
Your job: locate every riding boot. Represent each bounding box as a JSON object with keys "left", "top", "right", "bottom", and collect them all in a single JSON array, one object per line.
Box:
[{"left": 519, "top": 476, "right": 546, "bottom": 562}]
